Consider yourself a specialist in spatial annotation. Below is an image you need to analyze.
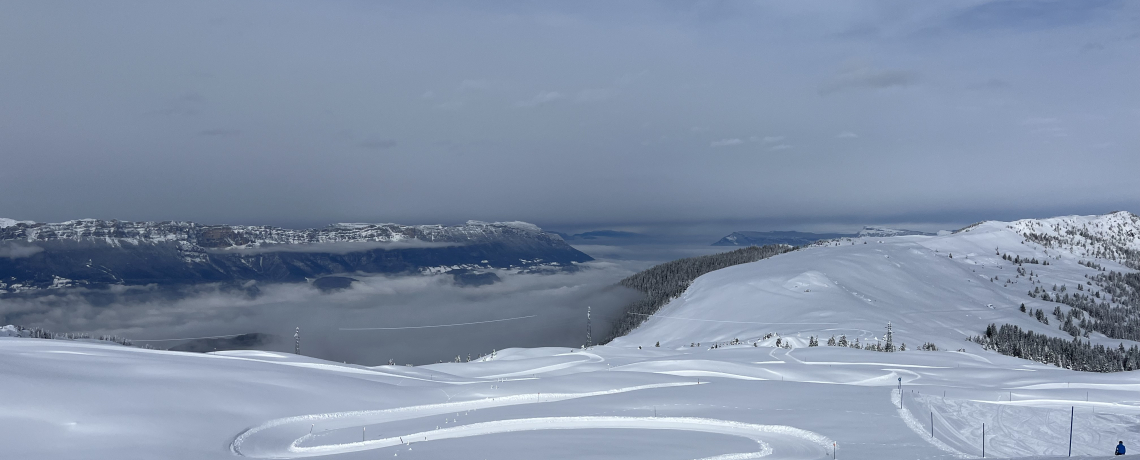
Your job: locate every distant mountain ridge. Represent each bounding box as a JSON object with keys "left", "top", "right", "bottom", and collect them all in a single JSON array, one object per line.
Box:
[
  {"left": 712, "top": 226, "right": 935, "bottom": 246},
  {"left": 856, "top": 226, "right": 936, "bottom": 238},
  {"left": 0, "top": 219, "right": 591, "bottom": 293},
  {"left": 554, "top": 230, "right": 647, "bottom": 241}
]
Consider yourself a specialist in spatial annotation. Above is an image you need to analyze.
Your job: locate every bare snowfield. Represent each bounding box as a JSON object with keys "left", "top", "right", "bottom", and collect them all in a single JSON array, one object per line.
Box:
[
  {"left": 3, "top": 213, "right": 1139, "bottom": 459},
  {"left": 1, "top": 337, "right": 1136, "bottom": 459}
]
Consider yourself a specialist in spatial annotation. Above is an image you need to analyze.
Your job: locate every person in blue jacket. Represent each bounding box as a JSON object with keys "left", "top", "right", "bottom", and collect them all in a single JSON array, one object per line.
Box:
[{"left": 1118, "top": 441, "right": 1126, "bottom": 455}]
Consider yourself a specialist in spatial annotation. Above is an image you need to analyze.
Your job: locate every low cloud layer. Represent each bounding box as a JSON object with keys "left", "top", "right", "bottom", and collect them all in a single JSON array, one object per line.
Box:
[
  {"left": 0, "top": 262, "right": 641, "bottom": 365},
  {"left": 0, "top": 242, "right": 43, "bottom": 259}
]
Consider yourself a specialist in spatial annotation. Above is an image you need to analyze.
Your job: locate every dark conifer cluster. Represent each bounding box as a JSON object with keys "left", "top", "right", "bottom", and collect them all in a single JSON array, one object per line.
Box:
[
  {"left": 7, "top": 324, "right": 141, "bottom": 347},
  {"left": 604, "top": 245, "right": 792, "bottom": 342},
  {"left": 823, "top": 334, "right": 897, "bottom": 351},
  {"left": 972, "top": 323, "right": 1140, "bottom": 372},
  {"left": 999, "top": 253, "right": 1047, "bottom": 265},
  {"left": 1044, "top": 271, "right": 1140, "bottom": 341}
]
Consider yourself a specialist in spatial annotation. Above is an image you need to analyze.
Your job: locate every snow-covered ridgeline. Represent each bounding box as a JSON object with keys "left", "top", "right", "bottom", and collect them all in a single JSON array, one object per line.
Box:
[
  {"left": 0, "top": 218, "right": 556, "bottom": 249},
  {"left": 1003, "top": 212, "right": 1140, "bottom": 267},
  {"left": 618, "top": 212, "right": 1140, "bottom": 354},
  {"left": 0, "top": 218, "right": 588, "bottom": 293}
]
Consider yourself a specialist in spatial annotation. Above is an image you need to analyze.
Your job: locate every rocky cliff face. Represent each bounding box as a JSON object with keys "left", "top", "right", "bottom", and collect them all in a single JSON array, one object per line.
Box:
[{"left": 0, "top": 219, "right": 591, "bottom": 293}]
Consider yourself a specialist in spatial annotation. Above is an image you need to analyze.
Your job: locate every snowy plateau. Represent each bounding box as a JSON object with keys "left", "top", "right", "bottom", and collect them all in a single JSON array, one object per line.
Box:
[{"left": 3, "top": 212, "right": 1140, "bottom": 459}]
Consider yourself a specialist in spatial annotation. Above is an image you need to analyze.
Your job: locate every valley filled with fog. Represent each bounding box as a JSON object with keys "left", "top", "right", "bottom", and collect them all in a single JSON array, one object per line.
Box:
[{"left": 0, "top": 244, "right": 727, "bottom": 365}]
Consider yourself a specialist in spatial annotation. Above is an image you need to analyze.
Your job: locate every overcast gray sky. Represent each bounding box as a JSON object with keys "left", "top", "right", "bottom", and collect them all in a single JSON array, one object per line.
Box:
[{"left": 2, "top": 1, "right": 1137, "bottom": 236}]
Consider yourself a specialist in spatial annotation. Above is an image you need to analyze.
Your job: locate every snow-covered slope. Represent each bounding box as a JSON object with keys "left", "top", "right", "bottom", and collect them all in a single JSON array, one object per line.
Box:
[
  {"left": 3, "top": 212, "right": 1139, "bottom": 459},
  {"left": 617, "top": 212, "right": 1140, "bottom": 351},
  {"left": 2, "top": 334, "right": 1136, "bottom": 459}
]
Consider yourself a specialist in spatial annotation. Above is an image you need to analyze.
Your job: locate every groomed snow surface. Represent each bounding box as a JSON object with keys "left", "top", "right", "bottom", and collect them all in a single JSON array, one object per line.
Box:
[
  {"left": 2, "top": 339, "right": 1136, "bottom": 459},
  {"left": 3, "top": 213, "right": 1139, "bottom": 459}
]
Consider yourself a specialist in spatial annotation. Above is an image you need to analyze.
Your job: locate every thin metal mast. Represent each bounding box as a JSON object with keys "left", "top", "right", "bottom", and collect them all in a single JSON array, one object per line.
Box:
[
  {"left": 586, "top": 306, "right": 592, "bottom": 348},
  {"left": 886, "top": 321, "right": 893, "bottom": 350}
]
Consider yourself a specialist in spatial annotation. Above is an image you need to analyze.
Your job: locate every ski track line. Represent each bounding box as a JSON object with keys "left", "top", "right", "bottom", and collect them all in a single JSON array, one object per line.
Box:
[
  {"left": 231, "top": 382, "right": 699, "bottom": 457},
  {"left": 474, "top": 352, "right": 603, "bottom": 379},
  {"left": 653, "top": 370, "right": 768, "bottom": 381},
  {"left": 289, "top": 416, "right": 832, "bottom": 460},
  {"left": 892, "top": 390, "right": 970, "bottom": 458},
  {"left": 794, "top": 361, "right": 950, "bottom": 369}
]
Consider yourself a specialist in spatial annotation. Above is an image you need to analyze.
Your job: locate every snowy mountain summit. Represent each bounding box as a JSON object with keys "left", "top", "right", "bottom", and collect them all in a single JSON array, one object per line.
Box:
[{"left": 620, "top": 211, "right": 1140, "bottom": 356}]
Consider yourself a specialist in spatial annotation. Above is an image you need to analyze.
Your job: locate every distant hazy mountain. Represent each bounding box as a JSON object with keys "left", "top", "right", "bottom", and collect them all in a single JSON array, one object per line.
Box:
[
  {"left": 712, "top": 231, "right": 853, "bottom": 246},
  {"left": 856, "top": 226, "right": 936, "bottom": 238},
  {"left": 0, "top": 219, "right": 591, "bottom": 293},
  {"left": 554, "top": 230, "right": 647, "bottom": 241},
  {"left": 712, "top": 226, "right": 936, "bottom": 246}
]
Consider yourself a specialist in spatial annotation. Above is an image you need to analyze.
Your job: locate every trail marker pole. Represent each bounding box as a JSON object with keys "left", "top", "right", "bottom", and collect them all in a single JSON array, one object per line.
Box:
[
  {"left": 1068, "top": 406, "right": 1074, "bottom": 457},
  {"left": 931, "top": 412, "right": 934, "bottom": 438},
  {"left": 982, "top": 423, "right": 985, "bottom": 458}
]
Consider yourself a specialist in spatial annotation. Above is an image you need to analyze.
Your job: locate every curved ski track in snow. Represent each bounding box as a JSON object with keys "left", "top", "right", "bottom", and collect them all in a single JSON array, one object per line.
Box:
[
  {"left": 290, "top": 416, "right": 830, "bottom": 459},
  {"left": 232, "top": 382, "right": 831, "bottom": 459},
  {"left": 474, "top": 351, "right": 604, "bottom": 379},
  {"left": 892, "top": 390, "right": 969, "bottom": 458},
  {"left": 232, "top": 382, "right": 694, "bottom": 457}
]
